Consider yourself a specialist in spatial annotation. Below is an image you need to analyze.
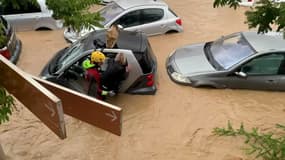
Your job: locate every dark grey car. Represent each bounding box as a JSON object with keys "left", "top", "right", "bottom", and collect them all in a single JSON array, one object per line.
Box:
[
  {"left": 166, "top": 31, "right": 285, "bottom": 91},
  {"left": 40, "top": 29, "right": 157, "bottom": 96}
]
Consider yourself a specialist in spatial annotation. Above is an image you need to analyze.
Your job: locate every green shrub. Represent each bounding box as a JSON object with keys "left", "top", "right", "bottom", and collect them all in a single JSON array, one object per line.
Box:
[
  {"left": 213, "top": 122, "right": 285, "bottom": 160},
  {"left": 0, "top": 23, "right": 7, "bottom": 49},
  {"left": 0, "top": 87, "right": 14, "bottom": 124}
]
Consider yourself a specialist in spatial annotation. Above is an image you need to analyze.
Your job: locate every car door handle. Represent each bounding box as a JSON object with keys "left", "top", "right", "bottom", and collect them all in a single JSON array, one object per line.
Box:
[{"left": 266, "top": 79, "right": 277, "bottom": 84}]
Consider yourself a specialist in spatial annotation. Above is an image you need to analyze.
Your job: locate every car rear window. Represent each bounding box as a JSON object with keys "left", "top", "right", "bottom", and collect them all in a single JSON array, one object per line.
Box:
[
  {"left": 141, "top": 8, "right": 164, "bottom": 24},
  {"left": 134, "top": 42, "right": 156, "bottom": 74},
  {"left": 100, "top": 2, "right": 124, "bottom": 26}
]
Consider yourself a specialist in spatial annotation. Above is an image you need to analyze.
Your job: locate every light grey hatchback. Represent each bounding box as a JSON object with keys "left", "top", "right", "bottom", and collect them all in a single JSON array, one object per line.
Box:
[
  {"left": 64, "top": 0, "right": 183, "bottom": 42},
  {"left": 166, "top": 31, "right": 285, "bottom": 91}
]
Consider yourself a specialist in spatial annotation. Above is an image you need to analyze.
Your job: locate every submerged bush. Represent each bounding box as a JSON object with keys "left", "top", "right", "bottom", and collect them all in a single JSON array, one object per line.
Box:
[
  {"left": 213, "top": 122, "right": 285, "bottom": 160},
  {"left": 0, "top": 86, "right": 14, "bottom": 124}
]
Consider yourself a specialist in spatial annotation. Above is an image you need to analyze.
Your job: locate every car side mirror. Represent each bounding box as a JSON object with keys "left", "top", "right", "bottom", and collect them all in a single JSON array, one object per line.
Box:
[{"left": 235, "top": 71, "right": 247, "bottom": 78}]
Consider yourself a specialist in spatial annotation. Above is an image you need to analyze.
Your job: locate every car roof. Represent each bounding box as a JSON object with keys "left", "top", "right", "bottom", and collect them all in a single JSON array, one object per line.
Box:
[
  {"left": 85, "top": 30, "right": 147, "bottom": 53},
  {"left": 115, "top": 0, "right": 168, "bottom": 10},
  {"left": 242, "top": 31, "right": 285, "bottom": 53}
]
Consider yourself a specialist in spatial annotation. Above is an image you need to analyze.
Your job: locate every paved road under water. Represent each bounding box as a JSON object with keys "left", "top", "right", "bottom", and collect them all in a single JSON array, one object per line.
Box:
[{"left": 1, "top": 0, "right": 285, "bottom": 159}]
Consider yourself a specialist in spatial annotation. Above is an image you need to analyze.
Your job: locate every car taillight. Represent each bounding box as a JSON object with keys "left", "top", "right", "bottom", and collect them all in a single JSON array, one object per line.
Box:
[
  {"left": 146, "top": 74, "right": 154, "bottom": 87},
  {"left": 176, "top": 19, "right": 182, "bottom": 26},
  {"left": 248, "top": 0, "right": 253, "bottom": 2},
  {"left": 0, "top": 47, "right": 11, "bottom": 59}
]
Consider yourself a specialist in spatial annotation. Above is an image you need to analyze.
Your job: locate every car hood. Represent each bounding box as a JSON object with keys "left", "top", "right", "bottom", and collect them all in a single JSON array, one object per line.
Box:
[
  {"left": 64, "top": 25, "right": 104, "bottom": 42},
  {"left": 170, "top": 43, "right": 216, "bottom": 75}
]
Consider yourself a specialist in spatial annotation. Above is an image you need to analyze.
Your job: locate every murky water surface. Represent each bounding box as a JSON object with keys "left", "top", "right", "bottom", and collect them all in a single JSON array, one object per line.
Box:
[{"left": 1, "top": 0, "right": 285, "bottom": 160}]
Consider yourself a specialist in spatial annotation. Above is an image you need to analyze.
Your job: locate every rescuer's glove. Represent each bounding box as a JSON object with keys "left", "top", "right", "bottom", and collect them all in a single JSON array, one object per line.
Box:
[{"left": 102, "top": 90, "right": 116, "bottom": 97}]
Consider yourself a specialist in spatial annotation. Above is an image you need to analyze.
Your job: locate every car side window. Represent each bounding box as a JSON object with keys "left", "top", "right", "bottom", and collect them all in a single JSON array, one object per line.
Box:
[
  {"left": 240, "top": 53, "right": 285, "bottom": 75},
  {"left": 114, "top": 10, "right": 141, "bottom": 28},
  {"left": 141, "top": 9, "right": 164, "bottom": 24},
  {"left": 0, "top": 1, "right": 41, "bottom": 15}
]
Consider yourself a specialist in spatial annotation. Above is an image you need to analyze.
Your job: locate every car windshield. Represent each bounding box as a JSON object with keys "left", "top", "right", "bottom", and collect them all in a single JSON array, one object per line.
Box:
[
  {"left": 99, "top": 2, "right": 124, "bottom": 26},
  {"left": 209, "top": 33, "right": 255, "bottom": 69},
  {"left": 56, "top": 41, "right": 84, "bottom": 72}
]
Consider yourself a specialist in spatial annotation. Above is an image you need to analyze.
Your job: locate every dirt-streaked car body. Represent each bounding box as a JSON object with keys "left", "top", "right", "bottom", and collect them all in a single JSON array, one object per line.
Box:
[
  {"left": 166, "top": 31, "right": 285, "bottom": 91},
  {"left": 239, "top": 0, "right": 285, "bottom": 7},
  {"left": 239, "top": 0, "right": 255, "bottom": 6},
  {"left": 41, "top": 29, "right": 157, "bottom": 95},
  {"left": 0, "top": 0, "right": 62, "bottom": 31},
  {"left": 64, "top": 0, "right": 183, "bottom": 43},
  {"left": 0, "top": 16, "right": 21, "bottom": 64}
]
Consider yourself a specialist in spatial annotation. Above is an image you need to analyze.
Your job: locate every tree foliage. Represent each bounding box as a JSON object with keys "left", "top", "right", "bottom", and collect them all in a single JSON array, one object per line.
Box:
[
  {"left": 213, "top": 0, "right": 242, "bottom": 9},
  {"left": 0, "top": 23, "right": 7, "bottom": 49},
  {"left": 46, "top": 0, "right": 104, "bottom": 32},
  {"left": 213, "top": 0, "right": 285, "bottom": 34},
  {"left": 213, "top": 122, "right": 285, "bottom": 160},
  {"left": 0, "top": 87, "right": 15, "bottom": 124}
]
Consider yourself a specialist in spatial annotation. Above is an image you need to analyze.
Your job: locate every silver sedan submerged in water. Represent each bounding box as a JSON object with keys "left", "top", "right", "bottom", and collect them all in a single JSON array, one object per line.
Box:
[{"left": 166, "top": 31, "right": 285, "bottom": 91}]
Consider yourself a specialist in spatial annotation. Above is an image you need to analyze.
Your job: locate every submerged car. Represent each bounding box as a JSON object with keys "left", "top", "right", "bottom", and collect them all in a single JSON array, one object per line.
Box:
[
  {"left": 64, "top": 0, "right": 183, "bottom": 42},
  {"left": 0, "top": 0, "right": 62, "bottom": 31},
  {"left": 166, "top": 31, "right": 285, "bottom": 91},
  {"left": 41, "top": 30, "right": 157, "bottom": 95},
  {"left": 239, "top": 0, "right": 255, "bottom": 6},
  {"left": 239, "top": 0, "right": 285, "bottom": 7},
  {"left": 0, "top": 16, "right": 21, "bottom": 64},
  {"left": 100, "top": 0, "right": 115, "bottom": 5}
]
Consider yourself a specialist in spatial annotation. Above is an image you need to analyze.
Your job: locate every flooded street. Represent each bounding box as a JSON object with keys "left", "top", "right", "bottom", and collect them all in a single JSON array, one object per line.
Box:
[{"left": 1, "top": 0, "right": 285, "bottom": 160}]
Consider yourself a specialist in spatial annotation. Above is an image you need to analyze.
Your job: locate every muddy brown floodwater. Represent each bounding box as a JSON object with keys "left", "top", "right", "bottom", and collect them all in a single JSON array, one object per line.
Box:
[{"left": 1, "top": 0, "right": 285, "bottom": 160}]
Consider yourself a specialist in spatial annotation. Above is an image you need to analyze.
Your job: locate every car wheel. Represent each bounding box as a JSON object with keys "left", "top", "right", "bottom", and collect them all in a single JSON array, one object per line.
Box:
[
  {"left": 35, "top": 27, "right": 52, "bottom": 31},
  {"left": 165, "top": 30, "right": 178, "bottom": 34},
  {"left": 197, "top": 85, "right": 216, "bottom": 88}
]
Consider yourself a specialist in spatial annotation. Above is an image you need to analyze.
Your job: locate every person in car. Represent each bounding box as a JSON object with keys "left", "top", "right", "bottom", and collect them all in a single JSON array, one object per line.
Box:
[
  {"left": 101, "top": 53, "right": 128, "bottom": 95},
  {"left": 82, "top": 51, "right": 115, "bottom": 100}
]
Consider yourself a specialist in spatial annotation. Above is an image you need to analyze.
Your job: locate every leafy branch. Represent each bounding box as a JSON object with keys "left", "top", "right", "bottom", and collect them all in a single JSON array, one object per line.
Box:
[
  {"left": 213, "top": 122, "right": 285, "bottom": 160},
  {"left": 46, "top": 0, "right": 104, "bottom": 32},
  {"left": 0, "top": 23, "right": 7, "bottom": 49},
  {"left": 213, "top": 0, "right": 242, "bottom": 9},
  {"left": 213, "top": 0, "right": 285, "bottom": 35},
  {"left": 0, "top": 87, "right": 15, "bottom": 124}
]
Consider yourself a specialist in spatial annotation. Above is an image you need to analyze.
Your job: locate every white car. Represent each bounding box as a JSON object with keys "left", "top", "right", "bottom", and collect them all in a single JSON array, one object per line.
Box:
[
  {"left": 64, "top": 0, "right": 183, "bottom": 43},
  {"left": 239, "top": 0, "right": 285, "bottom": 7},
  {"left": 239, "top": 0, "right": 255, "bottom": 6},
  {"left": 100, "top": 0, "right": 115, "bottom": 5},
  {"left": 0, "top": 0, "right": 62, "bottom": 31}
]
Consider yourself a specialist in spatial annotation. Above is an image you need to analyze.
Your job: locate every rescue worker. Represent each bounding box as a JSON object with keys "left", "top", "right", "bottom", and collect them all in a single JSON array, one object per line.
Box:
[
  {"left": 101, "top": 53, "right": 128, "bottom": 94},
  {"left": 106, "top": 24, "right": 120, "bottom": 48},
  {"left": 82, "top": 51, "right": 115, "bottom": 100}
]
